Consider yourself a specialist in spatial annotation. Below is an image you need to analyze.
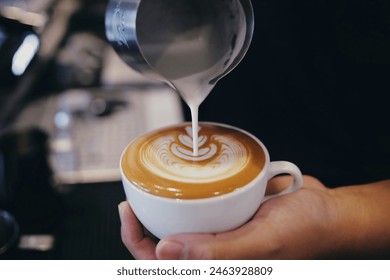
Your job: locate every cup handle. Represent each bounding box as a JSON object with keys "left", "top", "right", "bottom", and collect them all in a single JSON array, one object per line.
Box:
[{"left": 263, "top": 161, "right": 303, "bottom": 201}]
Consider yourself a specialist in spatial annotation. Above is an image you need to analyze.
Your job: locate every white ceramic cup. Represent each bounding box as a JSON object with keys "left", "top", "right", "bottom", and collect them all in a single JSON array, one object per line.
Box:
[{"left": 120, "top": 122, "right": 303, "bottom": 239}]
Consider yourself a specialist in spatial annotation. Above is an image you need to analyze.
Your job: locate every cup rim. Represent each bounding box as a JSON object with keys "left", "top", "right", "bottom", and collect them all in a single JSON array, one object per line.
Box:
[{"left": 120, "top": 121, "right": 270, "bottom": 203}]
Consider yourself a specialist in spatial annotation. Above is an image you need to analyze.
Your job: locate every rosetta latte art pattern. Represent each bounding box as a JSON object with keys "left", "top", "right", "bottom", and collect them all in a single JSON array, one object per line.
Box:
[
  {"left": 122, "top": 123, "right": 266, "bottom": 198},
  {"left": 139, "top": 126, "right": 249, "bottom": 183}
]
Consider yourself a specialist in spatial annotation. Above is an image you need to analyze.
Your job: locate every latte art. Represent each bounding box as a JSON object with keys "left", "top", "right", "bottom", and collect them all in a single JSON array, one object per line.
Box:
[
  {"left": 122, "top": 123, "right": 266, "bottom": 199},
  {"left": 141, "top": 126, "right": 249, "bottom": 183}
]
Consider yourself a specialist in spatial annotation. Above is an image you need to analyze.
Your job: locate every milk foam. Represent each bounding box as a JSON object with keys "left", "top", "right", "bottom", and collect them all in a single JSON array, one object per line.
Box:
[
  {"left": 139, "top": 125, "right": 249, "bottom": 183},
  {"left": 122, "top": 123, "right": 266, "bottom": 199}
]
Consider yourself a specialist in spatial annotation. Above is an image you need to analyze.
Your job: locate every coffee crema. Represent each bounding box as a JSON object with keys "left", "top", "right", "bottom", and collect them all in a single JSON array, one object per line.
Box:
[{"left": 121, "top": 123, "right": 266, "bottom": 199}]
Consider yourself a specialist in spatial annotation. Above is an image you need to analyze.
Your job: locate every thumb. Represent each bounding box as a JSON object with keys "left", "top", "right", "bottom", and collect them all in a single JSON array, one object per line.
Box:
[
  {"left": 156, "top": 234, "right": 220, "bottom": 260},
  {"left": 156, "top": 230, "right": 261, "bottom": 260}
]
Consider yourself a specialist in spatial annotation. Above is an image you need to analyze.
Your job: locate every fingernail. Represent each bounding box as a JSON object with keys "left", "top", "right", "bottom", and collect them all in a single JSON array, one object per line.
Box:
[
  {"left": 118, "top": 202, "right": 126, "bottom": 221},
  {"left": 156, "top": 240, "right": 186, "bottom": 260}
]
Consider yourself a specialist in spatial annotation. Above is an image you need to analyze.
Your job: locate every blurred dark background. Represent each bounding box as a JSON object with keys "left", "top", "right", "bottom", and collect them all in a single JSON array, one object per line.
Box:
[
  {"left": 0, "top": 0, "right": 134, "bottom": 259},
  {"left": 204, "top": 0, "right": 390, "bottom": 189},
  {"left": 1, "top": 0, "right": 389, "bottom": 259}
]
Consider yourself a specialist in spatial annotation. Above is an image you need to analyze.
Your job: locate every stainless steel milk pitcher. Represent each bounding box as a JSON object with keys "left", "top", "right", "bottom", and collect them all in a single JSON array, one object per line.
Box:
[{"left": 105, "top": 0, "right": 254, "bottom": 87}]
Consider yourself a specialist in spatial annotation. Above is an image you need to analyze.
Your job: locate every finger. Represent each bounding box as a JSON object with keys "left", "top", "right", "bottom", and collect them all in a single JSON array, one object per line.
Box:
[
  {"left": 266, "top": 175, "right": 293, "bottom": 195},
  {"left": 301, "top": 175, "right": 327, "bottom": 190},
  {"left": 156, "top": 222, "right": 274, "bottom": 260},
  {"left": 267, "top": 175, "right": 326, "bottom": 194},
  {"left": 156, "top": 234, "right": 215, "bottom": 260},
  {"left": 118, "top": 201, "right": 158, "bottom": 259}
]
